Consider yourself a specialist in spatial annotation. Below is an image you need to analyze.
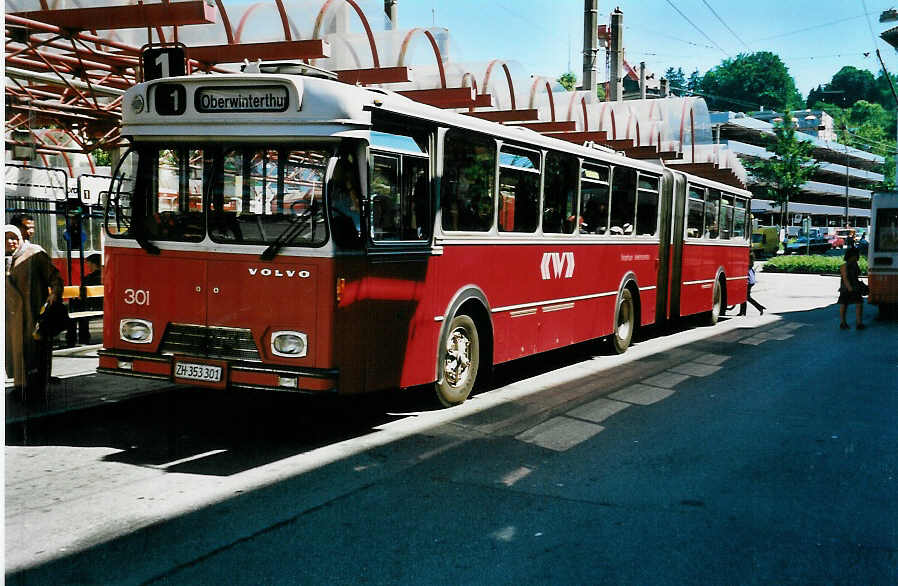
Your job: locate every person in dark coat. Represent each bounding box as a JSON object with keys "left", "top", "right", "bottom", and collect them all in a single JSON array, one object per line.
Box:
[
  {"left": 838, "top": 247, "right": 866, "bottom": 330},
  {"left": 5, "top": 224, "right": 64, "bottom": 402}
]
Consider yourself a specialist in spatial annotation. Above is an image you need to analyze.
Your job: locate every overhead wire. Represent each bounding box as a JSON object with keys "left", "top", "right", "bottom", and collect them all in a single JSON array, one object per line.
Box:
[
  {"left": 663, "top": 0, "right": 730, "bottom": 57},
  {"left": 699, "top": 0, "right": 750, "bottom": 51}
]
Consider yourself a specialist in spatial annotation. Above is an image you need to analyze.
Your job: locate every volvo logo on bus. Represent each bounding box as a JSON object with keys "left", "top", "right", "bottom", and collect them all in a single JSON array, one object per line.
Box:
[
  {"left": 540, "top": 252, "right": 575, "bottom": 280},
  {"left": 248, "top": 267, "right": 311, "bottom": 278}
]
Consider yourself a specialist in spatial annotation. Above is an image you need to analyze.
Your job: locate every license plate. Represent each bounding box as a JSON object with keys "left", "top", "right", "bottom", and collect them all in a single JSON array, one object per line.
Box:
[{"left": 174, "top": 361, "right": 223, "bottom": 383}]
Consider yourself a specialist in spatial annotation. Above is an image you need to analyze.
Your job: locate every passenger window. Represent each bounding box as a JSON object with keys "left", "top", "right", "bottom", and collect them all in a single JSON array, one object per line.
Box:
[
  {"left": 580, "top": 164, "right": 610, "bottom": 234},
  {"left": 371, "top": 154, "right": 400, "bottom": 240},
  {"left": 442, "top": 130, "right": 495, "bottom": 232},
  {"left": 609, "top": 166, "right": 636, "bottom": 235},
  {"left": 687, "top": 186, "right": 704, "bottom": 239},
  {"left": 498, "top": 146, "right": 540, "bottom": 233},
  {"left": 636, "top": 173, "right": 659, "bottom": 236},
  {"left": 733, "top": 198, "right": 747, "bottom": 240},
  {"left": 719, "top": 195, "right": 734, "bottom": 239},
  {"left": 542, "top": 151, "right": 579, "bottom": 234},
  {"left": 704, "top": 189, "right": 720, "bottom": 239}
]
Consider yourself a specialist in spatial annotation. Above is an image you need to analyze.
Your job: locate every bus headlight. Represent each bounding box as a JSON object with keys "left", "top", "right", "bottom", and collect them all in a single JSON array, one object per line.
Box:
[
  {"left": 271, "top": 331, "right": 307, "bottom": 357},
  {"left": 120, "top": 319, "right": 153, "bottom": 344}
]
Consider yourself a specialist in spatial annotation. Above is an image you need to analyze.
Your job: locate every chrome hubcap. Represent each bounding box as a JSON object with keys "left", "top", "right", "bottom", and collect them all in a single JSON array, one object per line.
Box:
[
  {"left": 617, "top": 300, "right": 632, "bottom": 340},
  {"left": 443, "top": 327, "right": 472, "bottom": 387}
]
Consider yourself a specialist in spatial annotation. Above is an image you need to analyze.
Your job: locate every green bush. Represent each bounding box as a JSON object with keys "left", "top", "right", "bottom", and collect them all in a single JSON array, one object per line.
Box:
[{"left": 762, "top": 254, "right": 868, "bottom": 274}]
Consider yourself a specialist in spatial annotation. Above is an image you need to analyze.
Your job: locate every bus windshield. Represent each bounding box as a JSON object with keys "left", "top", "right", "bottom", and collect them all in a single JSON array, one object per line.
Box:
[{"left": 106, "top": 143, "right": 334, "bottom": 248}]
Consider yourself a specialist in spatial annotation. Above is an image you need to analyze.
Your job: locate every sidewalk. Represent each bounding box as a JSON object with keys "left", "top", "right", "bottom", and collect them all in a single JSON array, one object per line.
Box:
[{"left": 5, "top": 345, "right": 175, "bottom": 424}]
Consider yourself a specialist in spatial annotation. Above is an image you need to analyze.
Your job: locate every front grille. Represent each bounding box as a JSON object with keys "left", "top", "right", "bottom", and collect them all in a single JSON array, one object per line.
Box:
[{"left": 160, "top": 324, "right": 261, "bottom": 362}]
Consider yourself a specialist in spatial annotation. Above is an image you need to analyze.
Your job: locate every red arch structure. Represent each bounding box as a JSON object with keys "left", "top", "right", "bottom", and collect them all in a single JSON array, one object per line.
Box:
[
  {"left": 528, "top": 77, "right": 556, "bottom": 122},
  {"left": 482, "top": 60, "right": 516, "bottom": 110},
  {"left": 397, "top": 28, "right": 447, "bottom": 88},
  {"left": 313, "top": 0, "right": 380, "bottom": 68}
]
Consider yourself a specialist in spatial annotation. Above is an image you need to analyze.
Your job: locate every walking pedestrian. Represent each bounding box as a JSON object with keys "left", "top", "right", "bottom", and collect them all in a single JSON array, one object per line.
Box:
[
  {"left": 838, "top": 247, "right": 866, "bottom": 330},
  {"left": 5, "top": 224, "right": 64, "bottom": 402},
  {"left": 739, "top": 252, "right": 766, "bottom": 316}
]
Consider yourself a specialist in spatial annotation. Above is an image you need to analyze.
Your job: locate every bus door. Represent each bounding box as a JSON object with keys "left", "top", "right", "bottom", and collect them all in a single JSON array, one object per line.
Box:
[
  {"left": 363, "top": 141, "right": 433, "bottom": 391},
  {"left": 666, "top": 172, "right": 688, "bottom": 319},
  {"left": 654, "top": 169, "right": 677, "bottom": 323}
]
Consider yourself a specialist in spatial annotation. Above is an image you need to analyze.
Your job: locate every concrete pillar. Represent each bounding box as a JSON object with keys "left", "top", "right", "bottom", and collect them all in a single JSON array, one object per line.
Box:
[
  {"left": 639, "top": 61, "right": 646, "bottom": 100},
  {"left": 581, "top": 0, "right": 598, "bottom": 92},
  {"left": 609, "top": 7, "right": 624, "bottom": 101},
  {"left": 660, "top": 78, "right": 669, "bottom": 97},
  {"left": 385, "top": 1, "right": 398, "bottom": 30}
]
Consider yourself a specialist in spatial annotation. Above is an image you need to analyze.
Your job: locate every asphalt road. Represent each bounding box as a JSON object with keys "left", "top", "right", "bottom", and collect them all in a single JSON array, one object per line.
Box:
[{"left": 6, "top": 272, "right": 897, "bottom": 585}]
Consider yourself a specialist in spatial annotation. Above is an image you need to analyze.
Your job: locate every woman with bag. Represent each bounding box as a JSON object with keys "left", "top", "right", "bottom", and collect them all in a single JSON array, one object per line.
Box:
[
  {"left": 838, "top": 247, "right": 867, "bottom": 330},
  {"left": 5, "top": 224, "right": 64, "bottom": 402}
]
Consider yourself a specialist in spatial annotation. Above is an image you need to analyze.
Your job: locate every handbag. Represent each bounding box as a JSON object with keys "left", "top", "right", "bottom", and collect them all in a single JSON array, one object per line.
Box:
[
  {"left": 33, "top": 300, "right": 71, "bottom": 341},
  {"left": 858, "top": 280, "right": 870, "bottom": 297}
]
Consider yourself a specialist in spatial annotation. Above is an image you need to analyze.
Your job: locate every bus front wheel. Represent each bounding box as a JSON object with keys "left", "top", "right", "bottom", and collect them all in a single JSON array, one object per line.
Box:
[
  {"left": 612, "top": 288, "right": 635, "bottom": 354},
  {"left": 435, "top": 314, "right": 480, "bottom": 407}
]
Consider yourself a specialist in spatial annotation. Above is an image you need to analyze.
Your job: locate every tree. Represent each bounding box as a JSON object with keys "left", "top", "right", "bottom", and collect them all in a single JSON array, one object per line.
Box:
[
  {"left": 663, "top": 67, "right": 686, "bottom": 93},
  {"left": 687, "top": 69, "right": 702, "bottom": 95},
  {"left": 743, "top": 111, "right": 820, "bottom": 226},
  {"left": 827, "top": 66, "right": 876, "bottom": 108},
  {"left": 557, "top": 71, "right": 577, "bottom": 92},
  {"left": 699, "top": 52, "right": 802, "bottom": 111}
]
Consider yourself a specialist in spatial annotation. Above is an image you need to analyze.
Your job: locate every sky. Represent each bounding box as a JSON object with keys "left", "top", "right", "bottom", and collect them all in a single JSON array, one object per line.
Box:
[{"left": 396, "top": 0, "right": 898, "bottom": 106}]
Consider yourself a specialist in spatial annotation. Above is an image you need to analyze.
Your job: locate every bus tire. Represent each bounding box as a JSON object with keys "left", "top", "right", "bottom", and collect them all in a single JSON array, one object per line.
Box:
[
  {"left": 435, "top": 314, "right": 480, "bottom": 407},
  {"left": 706, "top": 278, "right": 723, "bottom": 326},
  {"left": 612, "top": 288, "right": 635, "bottom": 354}
]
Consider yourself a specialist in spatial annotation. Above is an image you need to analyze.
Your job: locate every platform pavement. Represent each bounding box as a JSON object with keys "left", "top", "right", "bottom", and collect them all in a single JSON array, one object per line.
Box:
[{"left": 5, "top": 345, "right": 175, "bottom": 424}]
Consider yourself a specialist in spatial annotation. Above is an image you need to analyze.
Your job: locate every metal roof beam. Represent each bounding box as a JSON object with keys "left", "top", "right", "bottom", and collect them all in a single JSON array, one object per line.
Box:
[
  {"left": 336, "top": 67, "right": 411, "bottom": 85},
  {"left": 187, "top": 39, "right": 331, "bottom": 64},
  {"left": 464, "top": 109, "right": 539, "bottom": 122},
  {"left": 12, "top": 1, "right": 216, "bottom": 31}
]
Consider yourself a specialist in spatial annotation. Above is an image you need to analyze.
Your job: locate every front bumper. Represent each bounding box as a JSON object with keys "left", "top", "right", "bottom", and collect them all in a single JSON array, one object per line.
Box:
[{"left": 98, "top": 349, "right": 338, "bottom": 393}]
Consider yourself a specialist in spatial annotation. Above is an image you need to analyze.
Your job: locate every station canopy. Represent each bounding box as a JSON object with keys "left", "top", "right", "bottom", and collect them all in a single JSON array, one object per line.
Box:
[{"left": 5, "top": 0, "right": 746, "bottom": 188}]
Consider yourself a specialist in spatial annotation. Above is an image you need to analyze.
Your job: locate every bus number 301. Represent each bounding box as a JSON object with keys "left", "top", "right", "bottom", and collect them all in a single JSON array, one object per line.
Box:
[{"left": 124, "top": 288, "right": 150, "bottom": 305}]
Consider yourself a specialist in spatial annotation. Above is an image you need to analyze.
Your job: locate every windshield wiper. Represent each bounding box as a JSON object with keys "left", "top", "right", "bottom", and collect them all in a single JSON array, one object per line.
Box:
[{"left": 260, "top": 204, "right": 318, "bottom": 261}]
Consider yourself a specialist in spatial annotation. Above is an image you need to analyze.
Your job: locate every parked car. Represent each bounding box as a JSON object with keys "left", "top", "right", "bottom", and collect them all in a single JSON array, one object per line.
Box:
[
  {"left": 784, "top": 235, "right": 831, "bottom": 255},
  {"left": 826, "top": 233, "right": 845, "bottom": 248}
]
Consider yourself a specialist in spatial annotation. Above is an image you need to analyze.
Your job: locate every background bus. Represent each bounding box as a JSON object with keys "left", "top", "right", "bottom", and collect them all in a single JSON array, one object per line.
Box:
[{"left": 868, "top": 191, "right": 898, "bottom": 313}]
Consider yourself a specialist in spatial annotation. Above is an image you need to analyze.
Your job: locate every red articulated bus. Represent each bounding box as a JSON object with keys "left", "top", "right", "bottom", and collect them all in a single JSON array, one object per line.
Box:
[{"left": 98, "top": 66, "right": 750, "bottom": 406}]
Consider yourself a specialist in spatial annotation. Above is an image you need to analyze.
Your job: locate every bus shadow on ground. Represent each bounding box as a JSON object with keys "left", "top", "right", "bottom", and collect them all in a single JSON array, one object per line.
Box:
[{"left": 9, "top": 306, "right": 881, "bottom": 478}]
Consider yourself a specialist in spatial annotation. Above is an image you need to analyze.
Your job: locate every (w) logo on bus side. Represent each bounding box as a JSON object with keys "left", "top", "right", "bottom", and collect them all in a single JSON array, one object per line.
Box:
[{"left": 540, "top": 252, "right": 575, "bottom": 280}]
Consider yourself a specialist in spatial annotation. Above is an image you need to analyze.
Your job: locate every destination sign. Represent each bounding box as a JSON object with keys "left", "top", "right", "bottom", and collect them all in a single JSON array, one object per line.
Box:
[{"left": 195, "top": 86, "right": 289, "bottom": 113}]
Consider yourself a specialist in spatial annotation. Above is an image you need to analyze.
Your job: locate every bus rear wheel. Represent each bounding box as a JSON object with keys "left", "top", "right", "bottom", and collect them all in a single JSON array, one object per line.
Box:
[
  {"left": 705, "top": 279, "right": 723, "bottom": 325},
  {"left": 435, "top": 314, "right": 480, "bottom": 407},
  {"left": 612, "top": 288, "right": 635, "bottom": 354}
]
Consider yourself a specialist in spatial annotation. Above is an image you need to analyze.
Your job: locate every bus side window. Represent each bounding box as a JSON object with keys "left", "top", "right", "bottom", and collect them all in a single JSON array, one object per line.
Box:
[
  {"left": 704, "top": 189, "right": 720, "bottom": 239},
  {"left": 609, "top": 166, "right": 636, "bottom": 235},
  {"left": 719, "top": 194, "right": 734, "bottom": 239},
  {"left": 498, "top": 146, "right": 540, "bottom": 233},
  {"left": 687, "top": 186, "right": 704, "bottom": 239},
  {"left": 636, "top": 173, "right": 659, "bottom": 236},
  {"left": 542, "top": 151, "right": 579, "bottom": 234},
  {"left": 371, "top": 154, "right": 400, "bottom": 241},
  {"left": 580, "top": 164, "right": 610, "bottom": 235},
  {"left": 442, "top": 129, "right": 495, "bottom": 232}
]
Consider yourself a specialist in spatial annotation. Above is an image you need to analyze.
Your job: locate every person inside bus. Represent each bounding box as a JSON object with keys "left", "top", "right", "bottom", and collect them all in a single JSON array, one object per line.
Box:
[
  {"left": 329, "top": 159, "right": 362, "bottom": 247},
  {"left": 6, "top": 223, "right": 64, "bottom": 404},
  {"left": 838, "top": 247, "right": 866, "bottom": 330},
  {"left": 65, "top": 253, "right": 102, "bottom": 347}
]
